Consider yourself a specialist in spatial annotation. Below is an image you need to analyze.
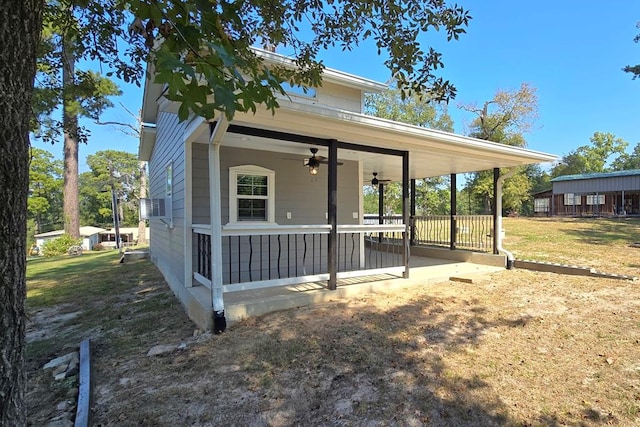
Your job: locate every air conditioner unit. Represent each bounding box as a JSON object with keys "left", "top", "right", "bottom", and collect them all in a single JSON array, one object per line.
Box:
[{"left": 140, "top": 198, "right": 167, "bottom": 219}]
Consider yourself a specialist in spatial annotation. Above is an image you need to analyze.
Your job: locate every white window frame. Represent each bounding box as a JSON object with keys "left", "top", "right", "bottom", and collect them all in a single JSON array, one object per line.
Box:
[
  {"left": 228, "top": 165, "right": 275, "bottom": 224},
  {"left": 164, "top": 161, "right": 174, "bottom": 227},
  {"left": 534, "top": 198, "right": 550, "bottom": 212},
  {"left": 586, "top": 194, "right": 605, "bottom": 205},
  {"left": 564, "top": 193, "right": 581, "bottom": 206}
]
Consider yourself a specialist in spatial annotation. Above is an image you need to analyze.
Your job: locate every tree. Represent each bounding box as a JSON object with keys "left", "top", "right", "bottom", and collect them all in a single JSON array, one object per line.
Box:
[
  {"left": 551, "top": 132, "right": 628, "bottom": 177},
  {"left": 612, "top": 142, "right": 640, "bottom": 171},
  {"left": 28, "top": 147, "right": 63, "bottom": 234},
  {"left": 1, "top": 1, "right": 44, "bottom": 423},
  {"left": 460, "top": 83, "right": 539, "bottom": 214},
  {"left": 363, "top": 88, "right": 455, "bottom": 214},
  {"left": 4, "top": 1, "right": 472, "bottom": 422},
  {"left": 80, "top": 150, "right": 141, "bottom": 228},
  {"left": 623, "top": 21, "right": 640, "bottom": 78},
  {"left": 127, "top": 1, "right": 471, "bottom": 120},
  {"left": 34, "top": 1, "right": 124, "bottom": 238}
]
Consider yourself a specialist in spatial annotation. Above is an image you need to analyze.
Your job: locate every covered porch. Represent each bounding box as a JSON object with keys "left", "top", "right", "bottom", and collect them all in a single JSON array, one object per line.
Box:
[{"left": 168, "top": 102, "right": 554, "bottom": 332}]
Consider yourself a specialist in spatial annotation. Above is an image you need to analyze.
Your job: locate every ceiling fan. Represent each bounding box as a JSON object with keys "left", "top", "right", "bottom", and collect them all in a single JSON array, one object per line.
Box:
[
  {"left": 302, "top": 148, "right": 342, "bottom": 175},
  {"left": 371, "top": 172, "right": 391, "bottom": 186}
]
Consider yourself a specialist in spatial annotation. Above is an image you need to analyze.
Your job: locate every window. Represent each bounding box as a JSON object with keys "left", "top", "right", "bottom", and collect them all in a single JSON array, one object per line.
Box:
[
  {"left": 280, "top": 82, "right": 317, "bottom": 100},
  {"left": 586, "top": 194, "right": 605, "bottom": 205},
  {"left": 166, "top": 162, "right": 173, "bottom": 198},
  {"left": 164, "top": 161, "right": 173, "bottom": 227},
  {"left": 229, "top": 165, "right": 275, "bottom": 224},
  {"left": 564, "top": 193, "right": 581, "bottom": 206},
  {"left": 534, "top": 198, "right": 550, "bottom": 213}
]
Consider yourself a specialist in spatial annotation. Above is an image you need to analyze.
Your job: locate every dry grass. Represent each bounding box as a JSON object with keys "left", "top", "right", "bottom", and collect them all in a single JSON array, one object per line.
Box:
[{"left": 26, "top": 219, "right": 640, "bottom": 426}]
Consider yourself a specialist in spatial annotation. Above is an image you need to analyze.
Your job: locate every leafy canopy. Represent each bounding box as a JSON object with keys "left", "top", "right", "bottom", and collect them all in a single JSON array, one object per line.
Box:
[
  {"left": 460, "top": 83, "right": 540, "bottom": 214},
  {"left": 551, "top": 132, "right": 629, "bottom": 177},
  {"left": 623, "top": 21, "right": 640, "bottom": 78},
  {"left": 126, "top": 0, "right": 471, "bottom": 121}
]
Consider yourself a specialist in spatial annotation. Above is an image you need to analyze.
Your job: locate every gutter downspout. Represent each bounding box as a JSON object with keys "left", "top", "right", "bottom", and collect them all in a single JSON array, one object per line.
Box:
[
  {"left": 208, "top": 117, "right": 229, "bottom": 333},
  {"left": 496, "top": 168, "right": 516, "bottom": 269}
]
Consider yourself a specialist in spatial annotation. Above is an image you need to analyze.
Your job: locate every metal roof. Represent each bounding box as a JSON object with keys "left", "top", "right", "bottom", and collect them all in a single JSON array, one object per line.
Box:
[{"left": 551, "top": 169, "right": 640, "bottom": 182}]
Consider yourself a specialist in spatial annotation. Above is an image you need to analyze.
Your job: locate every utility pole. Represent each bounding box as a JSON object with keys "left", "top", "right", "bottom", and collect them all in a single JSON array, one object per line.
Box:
[{"left": 108, "top": 164, "right": 121, "bottom": 251}]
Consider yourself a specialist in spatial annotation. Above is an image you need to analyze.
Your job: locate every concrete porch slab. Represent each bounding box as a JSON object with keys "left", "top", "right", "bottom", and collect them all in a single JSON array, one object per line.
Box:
[{"left": 187, "top": 256, "right": 504, "bottom": 330}]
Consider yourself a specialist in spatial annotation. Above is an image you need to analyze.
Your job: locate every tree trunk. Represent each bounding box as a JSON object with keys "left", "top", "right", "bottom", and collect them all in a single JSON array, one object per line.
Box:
[
  {"left": 137, "top": 161, "right": 147, "bottom": 245},
  {"left": 0, "top": 0, "right": 44, "bottom": 424},
  {"left": 62, "top": 33, "right": 80, "bottom": 239}
]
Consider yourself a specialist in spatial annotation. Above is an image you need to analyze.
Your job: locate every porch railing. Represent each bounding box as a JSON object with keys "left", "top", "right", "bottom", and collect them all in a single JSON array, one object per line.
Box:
[
  {"left": 364, "top": 214, "right": 494, "bottom": 253},
  {"left": 191, "top": 223, "right": 406, "bottom": 292}
]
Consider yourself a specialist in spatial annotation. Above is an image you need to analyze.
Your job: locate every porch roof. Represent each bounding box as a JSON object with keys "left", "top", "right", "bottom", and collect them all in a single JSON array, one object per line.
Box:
[{"left": 172, "top": 100, "right": 556, "bottom": 183}]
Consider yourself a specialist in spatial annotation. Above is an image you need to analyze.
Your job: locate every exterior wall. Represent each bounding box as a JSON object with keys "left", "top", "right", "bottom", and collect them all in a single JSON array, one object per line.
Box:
[
  {"left": 191, "top": 143, "right": 363, "bottom": 284},
  {"left": 552, "top": 192, "right": 640, "bottom": 216},
  {"left": 191, "top": 144, "right": 361, "bottom": 226},
  {"left": 148, "top": 111, "right": 187, "bottom": 288},
  {"left": 316, "top": 81, "right": 363, "bottom": 112},
  {"left": 553, "top": 175, "right": 640, "bottom": 194}
]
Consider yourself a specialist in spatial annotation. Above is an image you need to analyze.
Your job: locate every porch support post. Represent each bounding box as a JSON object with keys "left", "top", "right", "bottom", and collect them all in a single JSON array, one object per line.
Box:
[
  {"left": 622, "top": 190, "right": 625, "bottom": 215},
  {"left": 410, "top": 179, "right": 416, "bottom": 246},
  {"left": 327, "top": 138, "right": 338, "bottom": 290},
  {"left": 493, "top": 168, "right": 500, "bottom": 255},
  {"left": 208, "top": 119, "right": 229, "bottom": 333},
  {"left": 402, "top": 151, "right": 409, "bottom": 279},
  {"left": 450, "top": 173, "right": 457, "bottom": 250},
  {"left": 378, "top": 183, "right": 384, "bottom": 242}
]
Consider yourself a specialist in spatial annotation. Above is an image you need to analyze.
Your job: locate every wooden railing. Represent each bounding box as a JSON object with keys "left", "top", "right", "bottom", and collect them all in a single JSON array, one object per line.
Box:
[{"left": 192, "top": 223, "right": 406, "bottom": 292}]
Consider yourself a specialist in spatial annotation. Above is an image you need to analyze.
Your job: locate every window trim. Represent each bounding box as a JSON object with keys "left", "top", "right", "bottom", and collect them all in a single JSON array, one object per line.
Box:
[
  {"left": 586, "top": 194, "right": 605, "bottom": 205},
  {"left": 534, "top": 198, "right": 550, "bottom": 212},
  {"left": 228, "top": 165, "right": 275, "bottom": 224},
  {"left": 564, "top": 193, "right": 581, "bottom": 206}
]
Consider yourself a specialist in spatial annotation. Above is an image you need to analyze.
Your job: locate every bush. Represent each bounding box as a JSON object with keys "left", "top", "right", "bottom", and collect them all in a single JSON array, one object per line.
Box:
[
  {"left": 92, "top": 243, "right": 105, "bottom": 251},
  {"left": 42, "top": 234, "right": 83, "bottom": 257}
]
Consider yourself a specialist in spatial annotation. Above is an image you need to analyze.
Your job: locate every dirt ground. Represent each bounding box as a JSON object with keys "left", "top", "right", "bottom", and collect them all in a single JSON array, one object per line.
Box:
[{"left": 28, "top": 265, "right": 640, "bottom": 426}]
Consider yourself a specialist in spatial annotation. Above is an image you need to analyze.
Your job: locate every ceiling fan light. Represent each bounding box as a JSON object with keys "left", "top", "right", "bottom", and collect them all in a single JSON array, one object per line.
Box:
[{"left": 309, "top": 164, "right": 319, "bottom": 175}]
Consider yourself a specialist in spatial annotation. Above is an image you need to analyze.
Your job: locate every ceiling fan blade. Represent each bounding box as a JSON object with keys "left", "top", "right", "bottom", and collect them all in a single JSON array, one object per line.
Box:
[{"left": 318, "top": 160, "right": 344, "bottom": 165}]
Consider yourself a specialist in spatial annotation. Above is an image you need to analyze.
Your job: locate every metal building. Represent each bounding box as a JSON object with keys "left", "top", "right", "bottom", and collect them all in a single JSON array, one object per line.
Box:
[{"left": 534, "top": 170, "right": 640, "bottom": 216}]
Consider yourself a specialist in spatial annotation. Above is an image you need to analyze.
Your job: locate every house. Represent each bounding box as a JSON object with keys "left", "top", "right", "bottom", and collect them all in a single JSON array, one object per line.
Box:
[
  {"left": 34, "top": 226, "right": 106, "bottom": 251},
  {"left": 537, "top": 170, "right": 640, "bottom": 216},
  {"left": 139, "top": 49, "right": 556, "bottom": 332},
  {"left": 99, "top": 227, "right": 150, "bottom": 248}
]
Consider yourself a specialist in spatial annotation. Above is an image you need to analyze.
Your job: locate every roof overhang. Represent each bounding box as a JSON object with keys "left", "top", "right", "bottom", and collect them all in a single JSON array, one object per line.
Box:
[
  {"left": 185, "top": 101, "right": 556, "bottom": 183},
  {"left": 139, "top": 125, "right": 157, "bottom": 161}
]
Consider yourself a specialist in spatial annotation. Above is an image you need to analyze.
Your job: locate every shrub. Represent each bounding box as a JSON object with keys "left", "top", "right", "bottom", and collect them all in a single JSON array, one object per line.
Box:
[
  {"left": 92, "top": 243, "right": 105, "bottom": 251},
  {"left": 42, "top": 234, "right": 83, "bottom": 257}
]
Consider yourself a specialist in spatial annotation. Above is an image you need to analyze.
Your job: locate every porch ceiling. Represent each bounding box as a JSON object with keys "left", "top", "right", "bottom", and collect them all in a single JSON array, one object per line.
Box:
[{"left": 188, "top": 101, "right": 556, "bottom": 184}]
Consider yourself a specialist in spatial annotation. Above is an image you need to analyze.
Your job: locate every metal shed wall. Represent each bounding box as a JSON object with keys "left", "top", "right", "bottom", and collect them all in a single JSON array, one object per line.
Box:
[{"left": 553, "top": 175, "right": 640, "bottom": 194}]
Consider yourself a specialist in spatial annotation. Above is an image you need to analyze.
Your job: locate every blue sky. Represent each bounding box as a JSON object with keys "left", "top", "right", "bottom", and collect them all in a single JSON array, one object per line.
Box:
[{"left": 33, "top": 1, "right": 640, "bottom": 171}]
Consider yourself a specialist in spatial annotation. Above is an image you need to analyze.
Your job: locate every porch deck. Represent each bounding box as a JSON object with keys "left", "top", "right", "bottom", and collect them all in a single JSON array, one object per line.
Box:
[{"left": 187, "top": 254, "right": 504, "bottom": 329}]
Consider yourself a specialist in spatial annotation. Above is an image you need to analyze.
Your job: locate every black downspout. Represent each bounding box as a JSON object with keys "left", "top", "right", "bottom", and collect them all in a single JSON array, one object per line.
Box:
[
  {"left": 450, "top": 173, "right": 457, "bottom": 250},
  {"left": 410, "top": 178, "right": 416, "bottom": 246},
  {"left": 402, "top": 152, "right": 410, "bottom": 279},
  {"left": 327, "top": 139, "right": 338, "bottom": 290},
  {"left": 492, "top": 168, "right": 499, "bottom": 255}
]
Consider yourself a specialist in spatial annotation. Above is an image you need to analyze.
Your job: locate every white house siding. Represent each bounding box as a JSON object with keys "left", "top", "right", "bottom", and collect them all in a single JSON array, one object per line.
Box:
[
  {"left": 316, "top": 81, "right": 363, "bottom": 112},
  {"left": 192, "top": 142, "right": 211, "bottom": 225},
  {"left": 218, "top": 145, "right": 360, "bottom": 226},
  {"left": 148, "top": 111, "right": 187, "bottom": 288}
]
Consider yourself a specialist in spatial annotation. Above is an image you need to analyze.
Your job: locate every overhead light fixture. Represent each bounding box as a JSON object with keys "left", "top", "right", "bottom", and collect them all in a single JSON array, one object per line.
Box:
[{"left": 308, "top": 157, "right": 320, "bottom": 175}]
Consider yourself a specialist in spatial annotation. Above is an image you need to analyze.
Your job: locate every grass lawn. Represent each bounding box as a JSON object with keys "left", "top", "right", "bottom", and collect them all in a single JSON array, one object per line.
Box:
[{"left": 26, "top": 219, "right": 640, "bottom": 426}]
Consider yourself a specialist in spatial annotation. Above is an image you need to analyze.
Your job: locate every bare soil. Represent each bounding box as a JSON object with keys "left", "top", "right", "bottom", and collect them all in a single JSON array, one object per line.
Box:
[
  {"left": 25, "top": 218, "right": 640, "bottom": 426},
  {"left": 29, "top": 269, "right": 640, "bottom": 426}
]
